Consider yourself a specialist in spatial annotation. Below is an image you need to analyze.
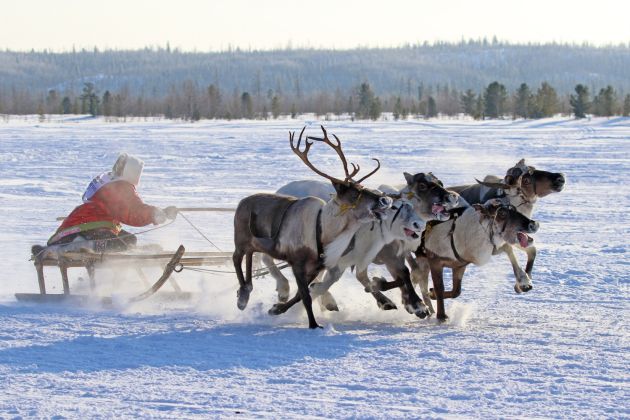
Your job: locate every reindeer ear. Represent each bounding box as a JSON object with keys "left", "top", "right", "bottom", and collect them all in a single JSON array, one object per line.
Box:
[
  {"left": 517, "top": 158, "right": 526, "bottom": 165},
  {"left": 332, "top": 181, "right": 350, "bottom": 196},
  {"left": 472, "top": 203, "right": 485, "bottom": 213},
  {"left": 403, "top": 172, "right": 414, "bottom": 185}
]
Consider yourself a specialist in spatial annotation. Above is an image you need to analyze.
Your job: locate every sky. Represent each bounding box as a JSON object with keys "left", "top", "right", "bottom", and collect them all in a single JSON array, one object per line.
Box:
[{"left": 2, "top": 0, "right": 629, "bottom": 51}]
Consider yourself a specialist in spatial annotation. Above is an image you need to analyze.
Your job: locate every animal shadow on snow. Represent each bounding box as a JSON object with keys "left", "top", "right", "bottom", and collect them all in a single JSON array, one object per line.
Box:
[{"left": 0, "top": 323, "right": 402, "bottom": 374}]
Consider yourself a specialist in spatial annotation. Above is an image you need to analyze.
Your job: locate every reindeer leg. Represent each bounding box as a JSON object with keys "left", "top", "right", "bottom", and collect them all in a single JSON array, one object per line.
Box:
[
  {"left": 261, "top": 254, "right": 290, "bottom": 303},
  {"left": 500, "top": 244, "right": 532, "bottom": 293},
  {"left": 385, "top": 257, "right": 429, "bottom": 319},
  {"left": 413, "top": 256, "right": 434, "bottom": 314},
  {"left": 309, "top": 267, "right": 344, "bottom": 311},
  {"left": 428, "top": 259, "right": 447, "bottom": 320},
  {"left": 233, "top": 249, "right": 252, "bottom": 310},
  {"left": 270, "top": 265, "right": 322, "bottom": 329},
  {"left": 430, "top": 265, "right": 466, "bottom": 299},
  {"left": 356, "top": 269, "right": 396, "bottom": 310},
  {"left": 370, "top": 276, "right": 403, "bottom": 292},
  {"left": 523, "top": 245, "right": 536, "bottom": 292},
  {"left": 310, "top": 267, "right": 341, "bottom": 312}
]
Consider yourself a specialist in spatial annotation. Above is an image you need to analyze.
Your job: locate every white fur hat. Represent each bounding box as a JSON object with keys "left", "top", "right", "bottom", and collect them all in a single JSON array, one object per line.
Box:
[{"left": 113, "top": 153, "right": 144, "bottom": 186}]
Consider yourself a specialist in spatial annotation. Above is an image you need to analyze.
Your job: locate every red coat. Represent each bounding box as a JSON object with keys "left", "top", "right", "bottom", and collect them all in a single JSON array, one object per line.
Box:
[{"left": 49, "top": 180, "right": 157, "bottom": 245}]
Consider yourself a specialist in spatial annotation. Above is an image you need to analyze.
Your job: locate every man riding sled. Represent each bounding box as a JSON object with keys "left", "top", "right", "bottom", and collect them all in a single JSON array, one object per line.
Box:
[{"left": 33, "top": 153, "right": 177, "bottom": 258}]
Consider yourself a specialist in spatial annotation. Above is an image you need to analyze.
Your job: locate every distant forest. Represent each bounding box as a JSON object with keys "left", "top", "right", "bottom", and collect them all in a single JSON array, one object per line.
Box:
[{"left": 1, "top": 41, "right": 629, "bottom": 120}]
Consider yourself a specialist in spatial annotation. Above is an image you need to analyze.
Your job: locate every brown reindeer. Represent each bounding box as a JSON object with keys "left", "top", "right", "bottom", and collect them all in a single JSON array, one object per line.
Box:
[{"left": 233, "top": 126, "right": 392, "bottom": 328}]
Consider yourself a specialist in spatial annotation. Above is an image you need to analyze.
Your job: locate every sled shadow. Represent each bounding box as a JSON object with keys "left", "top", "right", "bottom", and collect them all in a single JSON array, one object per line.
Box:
[{"left": 0, "top": 323, "right": 396, "bottom": 374}]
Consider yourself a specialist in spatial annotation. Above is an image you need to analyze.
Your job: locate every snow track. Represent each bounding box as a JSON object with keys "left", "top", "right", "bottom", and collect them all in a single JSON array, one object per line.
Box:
[{"left": 0, "top": 116, "right": 628, "bottom": 418}]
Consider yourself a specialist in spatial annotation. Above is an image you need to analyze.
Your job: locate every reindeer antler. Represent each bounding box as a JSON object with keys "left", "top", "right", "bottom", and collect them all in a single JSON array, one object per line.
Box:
[
  {"left": 290, "top": 125, "right": 382, "bottom": 185},
  {"left": 306, "top": 126, "right": 362, "bottom": 182},
  {"left": 290, "top": 126, "right": 347, "bottom": 184},
  {"left": 355, "top": 158, "right": 381, "bottom": 184}
]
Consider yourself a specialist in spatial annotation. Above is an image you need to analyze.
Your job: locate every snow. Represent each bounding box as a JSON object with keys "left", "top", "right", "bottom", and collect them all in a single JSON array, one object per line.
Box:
[{"left": 0, "top": 116, "right": 628, "bottom": 418}]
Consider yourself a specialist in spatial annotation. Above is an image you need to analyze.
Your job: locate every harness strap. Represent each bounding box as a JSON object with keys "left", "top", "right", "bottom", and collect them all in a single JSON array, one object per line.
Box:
[
  {"left": 389, "top": 204, "right": 403, "bottom": 228},
  {"left": 448, "top": 214, "right": 470, "bottom": 264},
  {"left": 315, "top": 209, "right": 325, "bottom": 266},
  {"left": 341, "top": 233, "right": 356, "bottom": 257}
]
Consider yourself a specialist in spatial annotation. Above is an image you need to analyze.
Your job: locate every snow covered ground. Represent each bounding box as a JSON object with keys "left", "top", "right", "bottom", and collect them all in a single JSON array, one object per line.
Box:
[{"left": 0, "top": 116, "right": 628, "bottom": 418}]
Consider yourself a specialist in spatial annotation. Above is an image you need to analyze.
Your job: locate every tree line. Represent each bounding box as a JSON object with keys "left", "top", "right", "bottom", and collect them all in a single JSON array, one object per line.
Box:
[{"left": 3, "top": 79, "right": 629, "bottom": 121}]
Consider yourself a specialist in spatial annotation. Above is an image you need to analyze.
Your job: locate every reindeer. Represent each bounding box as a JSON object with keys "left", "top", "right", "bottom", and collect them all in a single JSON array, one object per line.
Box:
[
  {"left": 265, "top": 172, "right": 459, "bottom": 318},
  {"left": 373, "top": 199, "right": 540, "bottom": 319},
  {"left": 448, "top": 159, "right": 565, "bottom": 292},
  {"left": 233, "top": 126, "right": 392, "bottom": 329},
  {"left": 262, "top": 183, "right": 426, "bottom": 314}
]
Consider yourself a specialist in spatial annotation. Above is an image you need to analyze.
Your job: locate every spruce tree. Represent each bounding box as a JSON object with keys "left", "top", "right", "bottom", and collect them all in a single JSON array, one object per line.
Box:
[
  {"left": 102, "top": 90, "right": 113, "bottom": 117},
  {"left": 483, "top": 81, "right": 507, "bottom": 118},
  {"left": 393, "top": 97, "right": 403, "bottom": 120},
  {"left": 514, "top": 83, "right": 531, "bottom": 118},
  {"left": 61, "top": 96, "right": 72, "bottom": 114},
  {"left": 623, "top": 94, "right": 630, "bottom": 117},
  {"left": 569, "top": 84, "right": 590, "bottom": 118},
  {"left": 534, "top": 82, "right": 558, "bottom": 118},
  {"left": 427, "top": 96, "right": 437, "bottom": 118}
]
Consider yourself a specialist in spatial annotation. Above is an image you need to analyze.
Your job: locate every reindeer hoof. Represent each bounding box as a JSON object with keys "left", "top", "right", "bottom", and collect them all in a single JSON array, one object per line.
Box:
[
  {"left": 378, "top": 301, "right": 397, "bottom": 311},
  {"left": 415, "top": 307, "right": 430, "bottom": 319},
  {"left": 237, "top": 286, "right": 252, "bottom": 310},
  {"left": 309, "top": 322, "right": 323, "bottom": 329},
  {"left": 521, "top": 284, "right": 533, "bottom": 293},
  {"left": 325, "top": 302, "right": 339, "bottom": 312},
  {"left": 370, "top": 276, "right": 387, "bottom": 291},
  {"left": 436, "top": 314, "right": 449, "bottom": 322},
  {"left": 268, "top": 303, "right": 285, "bottom": 315}
]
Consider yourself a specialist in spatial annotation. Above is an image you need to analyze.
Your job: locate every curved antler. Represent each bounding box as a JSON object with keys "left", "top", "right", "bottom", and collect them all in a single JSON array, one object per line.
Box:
[
  {"left": 355, "top": 158, "right": 381, "bottom": 184},
  {"left": 291, "top": 125, "right": 382, "bottom": 186},
  {"left": 306, "top": 126, "right": 361, "bottom": 182},
  {"left": 290, "top": 126, "right": 346, "bottom": 184}
]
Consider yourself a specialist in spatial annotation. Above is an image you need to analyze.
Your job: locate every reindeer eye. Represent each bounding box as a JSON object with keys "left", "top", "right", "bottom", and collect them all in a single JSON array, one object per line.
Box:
[
  {"left": 522, "top": 177, "right": 531, "bottom": 185},
  {"left": 417, "top": 183, "right": 427, "bottom": 191},
  {"left": 497, "top": 208, "right": 509, "bottom": 219}
]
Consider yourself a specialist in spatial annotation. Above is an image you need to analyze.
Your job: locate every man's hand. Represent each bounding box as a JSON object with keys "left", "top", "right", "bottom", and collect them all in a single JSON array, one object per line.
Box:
[
  {"left": 163, "top": 206, "right": 178, "bottom": 220},
  {"left": 153, "top": 208, "right": 167, "bottom": 224}
]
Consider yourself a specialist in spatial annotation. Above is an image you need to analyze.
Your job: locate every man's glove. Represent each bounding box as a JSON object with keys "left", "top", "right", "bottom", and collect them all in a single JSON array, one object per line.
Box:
[
  {"left": 163, "top": 206, "right": 178, "bottom": 220},
  {"left": 153, "top": 208, "right": 167, "bottom": 224}
]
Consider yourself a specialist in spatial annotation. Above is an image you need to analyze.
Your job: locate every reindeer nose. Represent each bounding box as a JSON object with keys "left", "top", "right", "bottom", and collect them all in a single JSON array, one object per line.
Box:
[
  {"left": 553, "top": 174, "right": 566, "bottom": 187},
  {"left": 379, "top": 196, "right": 393, "bottom": 209},
  {"left": 448, "top": 192, "right": 459, "bottom": 207},
  {"left": 528, "top": 220, "right": 539, "bottom": 233}
]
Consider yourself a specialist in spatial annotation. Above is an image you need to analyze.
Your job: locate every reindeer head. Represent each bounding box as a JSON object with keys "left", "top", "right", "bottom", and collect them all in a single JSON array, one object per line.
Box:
[
  {"left": 290, "top": 126, "right": 392, "bottom": 222},
  {"left": 473, "top": 199, "right": 539, "bottom": 249},
  {"left": 478, "top": 159, "right": 566, "bottom": 201},
  {"left": 386, "top": 199, "right": 424, "bottom": 240},
  {"left": 401, "top": 172, "right": 460, "bottom": 222},
  {"left": 508, "top": 159, "right": 566, "bottom": 198}
]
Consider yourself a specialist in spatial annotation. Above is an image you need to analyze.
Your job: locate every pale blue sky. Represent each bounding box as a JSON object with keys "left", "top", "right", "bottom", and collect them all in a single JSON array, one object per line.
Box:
[{"left": 3, "top": 0, "right": 629, "bottom": 51}]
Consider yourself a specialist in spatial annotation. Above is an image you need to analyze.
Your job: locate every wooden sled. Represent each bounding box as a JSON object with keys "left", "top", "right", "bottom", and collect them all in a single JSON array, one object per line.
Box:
[{"left": 16, "top": 245, "right": 235, "bottom": 305}]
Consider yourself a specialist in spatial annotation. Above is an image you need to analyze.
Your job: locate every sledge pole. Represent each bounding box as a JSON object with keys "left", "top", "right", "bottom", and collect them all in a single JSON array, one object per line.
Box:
[
  {"left": 176, "top": 207, "right": 236, "bottom": 212},
  {"left": 55, "top": 207, "right": 236, "bottom": 221}
]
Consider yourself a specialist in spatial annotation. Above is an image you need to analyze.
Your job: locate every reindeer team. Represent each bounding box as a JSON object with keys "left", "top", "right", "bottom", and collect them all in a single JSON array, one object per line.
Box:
[{"left": 233, "top": 126, "right": 566, "bottom": 328}]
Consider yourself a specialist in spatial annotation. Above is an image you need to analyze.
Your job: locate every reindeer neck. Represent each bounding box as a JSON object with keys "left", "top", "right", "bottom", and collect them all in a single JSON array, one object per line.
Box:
[
  {"left": 320, "top": 200, "right": 363, "bottom": 267},
  {"left": 506, "top": 189, "right": 537, "bottom": 218}
]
